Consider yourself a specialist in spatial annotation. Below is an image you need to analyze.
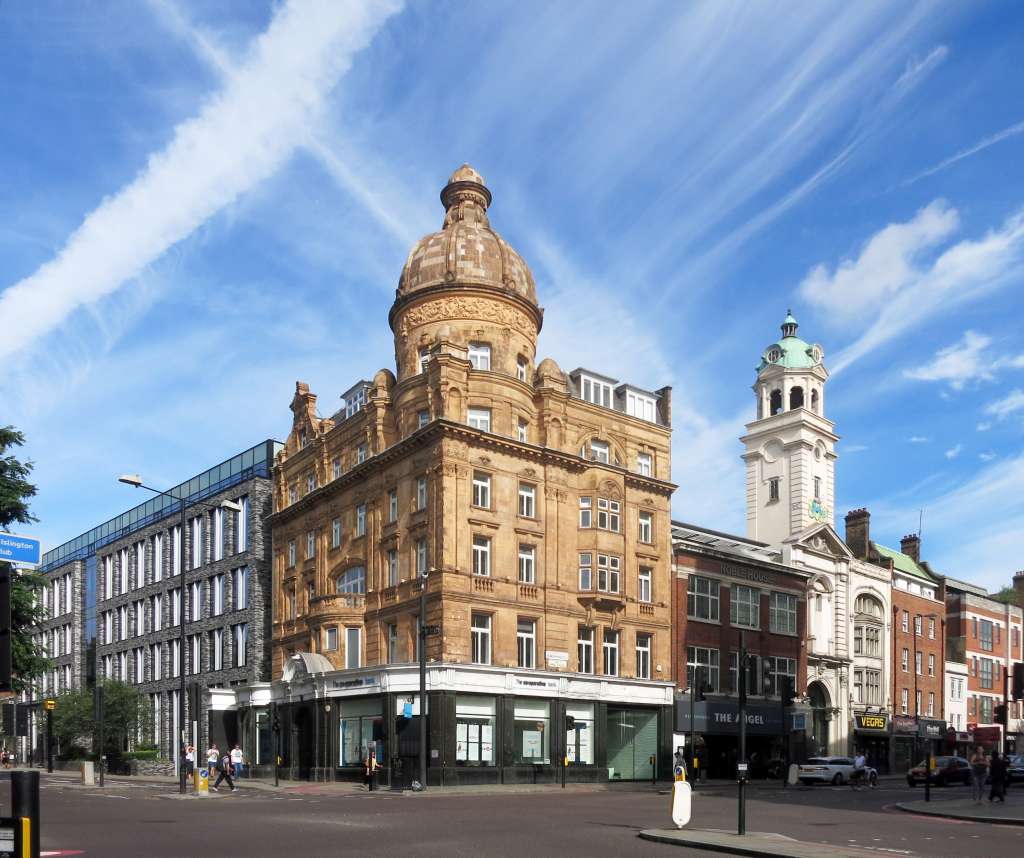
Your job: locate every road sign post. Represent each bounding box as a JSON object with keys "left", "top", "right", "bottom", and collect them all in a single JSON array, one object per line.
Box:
[{"left": 44, "top": 699, "right": 55, "bottom": 774}]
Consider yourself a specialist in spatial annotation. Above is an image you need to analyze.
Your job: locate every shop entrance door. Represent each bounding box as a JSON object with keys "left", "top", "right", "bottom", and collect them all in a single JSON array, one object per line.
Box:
[{"left": 606, "top": 708, "right": 658, "bottom": 780}]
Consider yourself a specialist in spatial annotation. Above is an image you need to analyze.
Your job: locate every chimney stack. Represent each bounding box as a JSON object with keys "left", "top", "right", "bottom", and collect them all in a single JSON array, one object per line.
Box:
[
  {"left": 1014, "top": 571, "right": 1024, "bottom": 607},
  {"left": 845, "top": 508, "right": 870, "bottom": 559},
  {"left": 900, "top": 533, "right": 921, "bottom": 562}
]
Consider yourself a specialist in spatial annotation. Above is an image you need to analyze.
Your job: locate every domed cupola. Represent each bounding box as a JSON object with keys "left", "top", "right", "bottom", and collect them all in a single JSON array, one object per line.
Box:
[
  {"left": 757, "top": 309, "right": 823, "bottom": 374},
  {"left": 393, "top": 164, "right": 539, "bottom": 311},
  {"left": 389, "top": 166, "right": 544, "bottom": 383}
]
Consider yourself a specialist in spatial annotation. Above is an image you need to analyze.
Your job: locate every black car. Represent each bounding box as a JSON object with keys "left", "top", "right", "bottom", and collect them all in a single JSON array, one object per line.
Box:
[
  {"left": 907, "top": 755, "right": 971, "bottom": 787},
  {"left": 985, "top": 754, "right": 1024, "bottom": 785}
]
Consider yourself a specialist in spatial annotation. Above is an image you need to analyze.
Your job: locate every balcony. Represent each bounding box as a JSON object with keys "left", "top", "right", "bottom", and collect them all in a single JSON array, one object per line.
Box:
[
  {"left": 308, "top": 592, "right": 366, "bottom": 618},
  {"left": 473, "top": 577, "right": 495, "bottom": 594},
  {"left": 518, "top": 584, "right": 539, "bottom": 601}
]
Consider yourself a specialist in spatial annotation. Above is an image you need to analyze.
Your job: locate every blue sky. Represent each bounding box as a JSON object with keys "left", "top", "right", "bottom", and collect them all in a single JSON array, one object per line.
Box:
[{"left": 2, "top": 1, "right": 1023, "bottom": 590}]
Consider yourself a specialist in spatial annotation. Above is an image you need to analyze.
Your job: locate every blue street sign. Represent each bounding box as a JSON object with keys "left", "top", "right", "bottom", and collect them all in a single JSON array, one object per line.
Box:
[{"left": 0, "top": 534, "right": 41, "bottom": 566}]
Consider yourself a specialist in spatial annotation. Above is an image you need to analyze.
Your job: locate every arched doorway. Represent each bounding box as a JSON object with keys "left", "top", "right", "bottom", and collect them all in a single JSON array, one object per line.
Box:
[{"left": 808, "top": 681, "right": 831, "bottom": 757}]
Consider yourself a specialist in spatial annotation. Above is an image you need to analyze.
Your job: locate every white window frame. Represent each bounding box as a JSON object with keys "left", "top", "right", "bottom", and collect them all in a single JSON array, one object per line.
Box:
[
  {"left": 578, "top": 626, "right": 594, "bottom": 673},
  {"left": 472, "top": 535, "right": 491, "bottom": 577},
  {"left": 769, "top": 592, "right": 798, "bottom": 635},
  {"left": 356, "top": 504, "right": 366, "bottom": 537},
  {"left": 416, "top": 477, "right": 428, "bottom": 510},
  {"left": 468, "top": 342, "right": 491, "bottom": 371},
  {"left": 518, "top": 483, "right": 535, "bottom": 518},
  {"left": 517, "top": 419, "right": 528, "bottom": 443},
  {"left": 471, "top": 613, "right": 491, "bottom": 665},
  {"left": 578, "top": 553, "right": 592, "bottom": 591},
  {"left": 637, "top": 453, "right": 652, "bottom": 477},
  {"left": 625, "top": 391, "right": 656, "bottom": 422},
  {"left": 730, "top": 585, "right": 760, "bottom": 630},
  {"left": 579, "top": 496, "right": 592, "bottom": 528},
  {"left": 518, "top": 545, "right": 536, "bottom": 584},
  {"left": 468, "top": 407, "right": 492, "bottom": 432},
  {"left": 212, "top": 574, "right": 225, "bottom": 617},
  {"left": 635, "top": 633, "right": 651, "bottom": 679},
  {"left": 389, "top": 488, "right": 399, "bottom": 521},
  {"left": 588, "top": 439, "right": 610, "bottom": 464},
  {"left": 345, "top": 627, "right": 361, "bottom": 669},
  {"left": 306, "top": 529, "right": 316, "bottom": 559},
  {"left": 579, "top": 375, "right": 612, "bottom": 407},
  {"left": 333, "top": 457, "right": 342, "bottom": 480},
  {"left": 472, "top": 472, "right": 491, "bottom": 509},
  {"left": 233, "top": 566, "right": 248, "bottom": 611},
  {"left": 416, "top": 538, "right": 428, "bottom": 576},
  {"left": 332, "top": 517, "right": 341, "bottom": 548},
  {"left": 234, "top": 622, "right": 248, "bottom": 667},
  {"left": 387, "top": 549, "right": 398, "bottom": 587},
  {"left": 517, "top": 618, "right": 536, "bottom": 669},
  {"left": 597, "top": 554, "right": 620, "bottom": 594},
  {"left": 638, "top": 567, "right": 652, "bottom": 603},
  {"left": 517, "top": 356, "right": 528, "bottom": 382},
  {"left": 597, "top": 497, "right": 620, "bottom": 532},
  {"left": 602, "top": 630, "right": 619, "bottom": 677},
  {"left": 325, "top": 626, "right": 338, "bottom": 651},
  {"left": 638, "top": 510, "right": 653, "bottom": 543}
]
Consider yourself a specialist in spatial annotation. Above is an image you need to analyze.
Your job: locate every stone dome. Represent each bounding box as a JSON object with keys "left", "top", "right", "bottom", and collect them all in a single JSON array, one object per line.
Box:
[{"left": 396, "top": 165, "right": 538, "bottom": 307}]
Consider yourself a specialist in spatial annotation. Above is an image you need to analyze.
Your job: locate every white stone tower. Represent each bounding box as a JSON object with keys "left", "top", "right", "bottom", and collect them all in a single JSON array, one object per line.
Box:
[{"left": 740, "top": 311, "right": 838, "bottom": 545}]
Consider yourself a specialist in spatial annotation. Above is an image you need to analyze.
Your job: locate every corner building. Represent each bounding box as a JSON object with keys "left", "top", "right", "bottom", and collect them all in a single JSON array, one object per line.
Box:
[{"left": 268, "top": 166, "right": 676, "bottom": 785}]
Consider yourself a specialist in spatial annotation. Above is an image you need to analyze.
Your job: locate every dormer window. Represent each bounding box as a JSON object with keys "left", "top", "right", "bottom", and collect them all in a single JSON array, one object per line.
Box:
[
  {"left": 345, "top": 386, "right": 366, "bottom": 418},
  {"left": 468, "top": 343, "right": 491, "bottom": 371},
  {"left": 767, "top": 348, "right": 782, "bottom": 364},
  {"left": 579, "top": 375, "right": 612, "bottom": 408},
  {"left": 624, "top": 390, "right": 656, "bottom": 422}
]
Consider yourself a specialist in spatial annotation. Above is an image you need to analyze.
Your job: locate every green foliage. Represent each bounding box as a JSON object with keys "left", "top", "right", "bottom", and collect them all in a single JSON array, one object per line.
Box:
[
  {"left": 0, "top": 425, "right": 49, "bottom": 691},
  {"left": 992, "top": 586, "right": 1020, "bottom": 605},
  {"left": 51, "top": 681, "right": 152, "bottom": 761}
]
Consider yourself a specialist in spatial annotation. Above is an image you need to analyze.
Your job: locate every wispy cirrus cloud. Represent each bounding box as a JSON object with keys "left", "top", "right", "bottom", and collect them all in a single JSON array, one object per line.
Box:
[
  {"left": 800, "top": 200, "right": 1024, "bottom": 373},
  {"left": 0, "top": 0, "right": 402, "bottom": 363},
  {"left": 902, "top": 118, "right": 1024, "bottom": 187},
  {"left": 944, "top": 443, "right": 963, "bottom": 460}
]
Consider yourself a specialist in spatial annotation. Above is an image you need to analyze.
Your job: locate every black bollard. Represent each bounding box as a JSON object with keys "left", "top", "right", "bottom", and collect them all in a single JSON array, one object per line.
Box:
[{"left": 11, "top": 769, "right": 41, "bottom": 858}]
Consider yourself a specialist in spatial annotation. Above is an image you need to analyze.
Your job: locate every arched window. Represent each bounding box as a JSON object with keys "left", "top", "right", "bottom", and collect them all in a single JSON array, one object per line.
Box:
[
  {"left": 810, "top": 388, "right": 820, "bottom": 414},
  {"left": 854, "top": 594, "right": 883, "bottom": 619},
  {"left": 789, "top": 386, "right": 804, "bottom": 410},
  {"left": 770, "top": 390, "right": 783, "bottom": 416},
  {"left": 336, "top": 566, "right": 366, "bottom": 595}
]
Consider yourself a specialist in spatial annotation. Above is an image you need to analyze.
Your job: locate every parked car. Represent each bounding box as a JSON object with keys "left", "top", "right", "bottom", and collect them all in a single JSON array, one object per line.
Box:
[
  {"left": 798, "top": 757, "right": 855, "bottom": 785},
  {"left": 906, "top": 755, "right": 971, "bottom": 787}
]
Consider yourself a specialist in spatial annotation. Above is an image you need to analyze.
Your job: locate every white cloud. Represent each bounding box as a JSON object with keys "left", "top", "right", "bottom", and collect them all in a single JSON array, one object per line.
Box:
[
  {"left": 845, "top": 444, "right": 869, "bottom": 453},
  {"left": 903, "top": 118, "right": 1024, "bottom": 187},
  {"left": 908, "top": 435, "right": 930, "bottom": 443},
  {"left": 944, "top": 443, "right": 962, "bottom": 460},
  {"left": 979, "top": 451, "right": 996, "bottom": 462},
  {"left": 976, "top": 422, "right": 992, "bottom": 432},
  {"left": 892, "top": 45, "right": 949, "bottom": 93},
  {"left": 903, "top": 330, "right": 1024, "bottom": 389},
  {"left": 0, "top": 0, "right": 402, "bottom": 362},
  {"left": 984, "top": 388, "right": 1024, "bottom": 420},
  {"left": 870, "top": 454, "right": 1024, "bottom": 590},
  {"left": 801, "top": 201, "right": 1024, "bottom": 373},
  {"left": 903, "top": 330, "right": 992, "bottom": 389}
]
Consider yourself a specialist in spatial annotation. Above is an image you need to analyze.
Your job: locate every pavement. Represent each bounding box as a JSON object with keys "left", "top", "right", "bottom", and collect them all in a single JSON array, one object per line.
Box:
[
  {"left": 896, "top": 795, "right": 1024, "bottom": 825},
  {"left": 639, "top": 828, "right": 899, "bottom": 857}
]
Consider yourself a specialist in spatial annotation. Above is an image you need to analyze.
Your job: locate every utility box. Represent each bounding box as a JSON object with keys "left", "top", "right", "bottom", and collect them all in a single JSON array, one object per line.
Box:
[
  {"left": 195, "top": 768, "right": 210, "bottom": 795},
  {"left": 80, "top": 761, "right": 95, "bottom": 786}
]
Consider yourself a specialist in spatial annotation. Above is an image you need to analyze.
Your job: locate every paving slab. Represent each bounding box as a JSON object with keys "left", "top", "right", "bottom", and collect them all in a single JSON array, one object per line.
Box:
[
  {"left": 638, "top": 828, "right": 888, "bottom": 858},
  {"left": 895, "top": 796, "right": 1024, "bottom": 825}
]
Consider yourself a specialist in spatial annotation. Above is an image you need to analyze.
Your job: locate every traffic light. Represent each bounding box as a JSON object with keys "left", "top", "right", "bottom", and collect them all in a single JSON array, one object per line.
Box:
[
  {"left": 994, "top": 704, "right": 1008, "bottom": 726},
  {"left": 1013, "top": 663, "right": 1024, "bottom": 701},
  {"left": 565, "top": 715, "right": 576, "bottom": 732},
  {"left": 781, "top": 677, "right": 796, "bottom": 708}
]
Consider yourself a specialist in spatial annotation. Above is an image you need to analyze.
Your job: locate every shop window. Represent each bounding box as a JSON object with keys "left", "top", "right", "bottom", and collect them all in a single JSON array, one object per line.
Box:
[
  {"left": 565, "top": 704, "right": 595, "bottom": 765},
  {"left": 338, "top": 700, "right": 384, "bottom": 767},
  {"left": 456, "top": 696, "right": 496, "bottom": 766},
  {"left": 513, "top": 699, "right": 549, "bottom": 764}
]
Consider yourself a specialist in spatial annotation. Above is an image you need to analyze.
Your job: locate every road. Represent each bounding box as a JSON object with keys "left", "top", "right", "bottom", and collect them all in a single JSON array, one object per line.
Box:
[{"left": 1, "top": 774, "right": 1020, "bottom": 857}]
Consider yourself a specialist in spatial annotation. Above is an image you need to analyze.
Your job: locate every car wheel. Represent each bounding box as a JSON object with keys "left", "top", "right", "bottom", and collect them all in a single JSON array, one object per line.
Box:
[
  {"left": 832, "top": 773, "right": 843, "bottom": 785},
  {"left": 799, "top": 779, "right": 813, "bottom": 786},
  {"left": 934, "top": 775, "right": 945, "bottom": 787}
]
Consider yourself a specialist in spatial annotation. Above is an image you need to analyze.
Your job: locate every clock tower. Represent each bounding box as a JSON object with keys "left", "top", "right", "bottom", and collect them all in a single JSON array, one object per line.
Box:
[{"left": 740, "top": 311, "right": 837, "bottom": 546}]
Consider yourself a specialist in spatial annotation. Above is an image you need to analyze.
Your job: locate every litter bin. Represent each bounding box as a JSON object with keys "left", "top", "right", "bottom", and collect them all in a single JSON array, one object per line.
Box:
[{"left": 80, "top": 761, "right": 95, "bottom": 785}]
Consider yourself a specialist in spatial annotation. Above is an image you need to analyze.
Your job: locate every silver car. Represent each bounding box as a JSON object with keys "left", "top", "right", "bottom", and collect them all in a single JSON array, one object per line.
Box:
[{"left": 798, "top": 756, "right": 855, "bottom": 785}]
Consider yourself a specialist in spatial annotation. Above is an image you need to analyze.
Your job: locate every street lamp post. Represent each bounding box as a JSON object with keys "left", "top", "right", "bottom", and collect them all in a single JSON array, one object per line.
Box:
[
  {"left": 418, "top": 567, "right": 428, "bottom": 791},
  {"left": 118, "top": 474, "right": 240, "bottom": 795},
  {"left": 912, "top": 612, "right": 938, "bottom": 803}
]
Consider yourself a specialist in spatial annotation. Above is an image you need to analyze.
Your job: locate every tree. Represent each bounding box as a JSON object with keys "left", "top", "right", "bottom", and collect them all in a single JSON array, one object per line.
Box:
[
  {"left": 992, "top": 586, "right": 1020, "bottom": 606},
  {"left": 0, "top": 425, "right": 49, "bottom": 691},
  {"left": 52, "top": 681, "right": 152, "bottom": 760}
]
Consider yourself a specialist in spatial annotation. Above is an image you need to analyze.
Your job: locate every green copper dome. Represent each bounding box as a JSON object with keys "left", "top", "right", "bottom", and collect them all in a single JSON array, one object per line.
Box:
[{"left": 756, "top": 311, "right": 823, "bottom": 373}]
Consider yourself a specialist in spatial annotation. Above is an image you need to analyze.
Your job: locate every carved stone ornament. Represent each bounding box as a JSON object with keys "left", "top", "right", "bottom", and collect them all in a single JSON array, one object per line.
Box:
[{"left": 399, "top": 297, "right": 536, "bottom": 339}]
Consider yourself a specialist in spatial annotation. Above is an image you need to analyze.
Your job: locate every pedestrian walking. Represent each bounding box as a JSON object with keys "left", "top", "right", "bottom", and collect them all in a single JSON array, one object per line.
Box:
[
  {"left": 969, "top": 745, "right": 989, "bottom": 804},
  {"left": 212, "top": 750, "right": 237, "bottom": 792},
  {"left": 230, "top": 744, "right": 244, "bottom": 779},
  {"left": 185, "top": 744, "right": 196, "bottom": 780},
  {"left": 989, "top": 751, "right": 1007, "bottom": 803}
]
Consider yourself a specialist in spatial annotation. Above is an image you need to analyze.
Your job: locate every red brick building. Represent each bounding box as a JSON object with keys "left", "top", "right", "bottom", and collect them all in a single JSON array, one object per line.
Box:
[
  {"left": 672, "top": 523, "right": 810, "bottom": 778},
  {"left": 946, "top": 576, "right": 1023, "bottom": 753}
]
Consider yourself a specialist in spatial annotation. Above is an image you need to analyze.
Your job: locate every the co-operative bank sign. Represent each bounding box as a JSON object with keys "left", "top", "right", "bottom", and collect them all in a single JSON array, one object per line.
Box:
[{"left": 0, "top": 534, "right": 41, "bottom": 566}]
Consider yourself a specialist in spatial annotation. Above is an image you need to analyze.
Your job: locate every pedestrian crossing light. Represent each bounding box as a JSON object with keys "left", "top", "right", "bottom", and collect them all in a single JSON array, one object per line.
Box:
[
  {"left": 995, "top": 704, "right": 1008, "bottom": 726},
  {"left": 565, "top": 715, "right": 575, "bottom": 732}
]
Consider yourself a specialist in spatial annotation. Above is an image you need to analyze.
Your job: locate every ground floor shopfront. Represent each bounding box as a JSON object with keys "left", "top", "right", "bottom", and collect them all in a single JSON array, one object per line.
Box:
[
  {"left": 889, "top": 715, "right": 946, "bottom": 774},
  {"left": 673, "top": 695, "right": 814, "bottom": 780},
  {"left": 230, "top": 659, "right": 674, "bottom": 786}
]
